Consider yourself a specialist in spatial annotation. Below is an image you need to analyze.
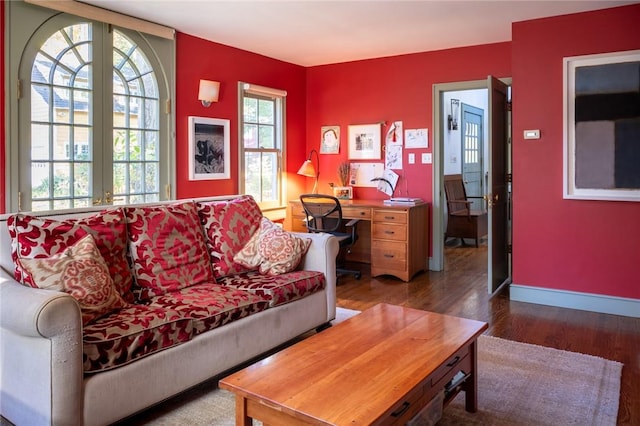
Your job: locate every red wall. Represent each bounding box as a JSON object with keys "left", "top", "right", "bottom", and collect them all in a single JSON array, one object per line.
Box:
[
  {"left": 306, "top": 43, "right": 511, "bottom": 252},
  {"left": 511, "top": 4, "right": 640, "bottom": 299},
  {"left": 175, "top": 33, "right": 308, "bottom": 200}
]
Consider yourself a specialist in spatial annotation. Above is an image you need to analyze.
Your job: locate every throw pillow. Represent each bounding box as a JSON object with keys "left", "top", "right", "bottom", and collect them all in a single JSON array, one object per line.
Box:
[
  {"left": 197, "top": 195, "right": 263, "bottom": 278},
  {"left": 235, "top": 217, "right": 312, "bottom": 276},
  {"left": 20, "top": 234, "right": 127, "bottom": 325},
  {"left": 7, "top": 208, "right": 133, "bottom": 301},
  {"left": 125, "top": 201, "right": 215, "bottom": 301}
]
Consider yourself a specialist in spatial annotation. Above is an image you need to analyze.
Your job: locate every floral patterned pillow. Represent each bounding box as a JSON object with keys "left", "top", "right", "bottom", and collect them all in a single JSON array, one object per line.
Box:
[
  {"left": 20, "top": 234, "right": 127, "bottom": 325},
  {"left": 7, "top": 208, "right": 133, "bottom": 301},
  {"left": 235, "top": 217, "right": 311, "bottom": 276},
  {"left": 197, "top": 195, "right": 263, "bottom": 278},
  {"left": 126, "top": 201, "right": 215, "bottom": 301}
]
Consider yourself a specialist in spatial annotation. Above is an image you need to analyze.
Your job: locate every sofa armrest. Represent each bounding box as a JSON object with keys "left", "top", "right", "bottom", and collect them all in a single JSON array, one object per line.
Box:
[
  {"left": 0, "top": 268, "right": 84, "bottom": 426},
  {"left": 293, "top": 232, "right": 339, "bottom": 321}
]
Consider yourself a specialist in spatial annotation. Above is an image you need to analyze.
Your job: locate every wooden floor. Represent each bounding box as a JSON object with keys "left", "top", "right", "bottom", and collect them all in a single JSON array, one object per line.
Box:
[{"left": 336, "top": 244, "right": 640, "bottom": 425}]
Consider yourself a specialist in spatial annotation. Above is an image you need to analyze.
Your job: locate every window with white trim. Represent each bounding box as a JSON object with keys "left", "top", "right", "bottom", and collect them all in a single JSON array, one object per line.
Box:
[
  {"left": 239, "top": 83, "right": 287, "bottom": 210},
  {"left": 7, "top": 1, "right": 174, "bottom": 212}
]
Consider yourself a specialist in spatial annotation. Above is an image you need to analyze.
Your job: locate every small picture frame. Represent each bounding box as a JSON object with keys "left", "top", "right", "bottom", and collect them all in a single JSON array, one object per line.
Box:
[
  {"left": 188, "top": 116, "right": 230, "bottom": 180},
  {"left": 333, "top": 186, "right": 353, "bottom": 200},
  {"left": 348, "top": 123, "right": 382, "bottom": 160}
]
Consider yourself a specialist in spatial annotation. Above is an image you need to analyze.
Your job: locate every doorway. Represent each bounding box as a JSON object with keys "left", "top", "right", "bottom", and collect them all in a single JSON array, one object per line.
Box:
[{"left": 431, "top": 78, "right": 512, "bottom": 295}]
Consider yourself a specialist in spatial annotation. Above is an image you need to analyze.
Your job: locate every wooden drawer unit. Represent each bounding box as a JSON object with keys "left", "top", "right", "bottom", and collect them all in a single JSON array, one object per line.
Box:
[
  {"left": 372, "top": 240, "right": 407, "bottom": 270},
  {"left": 372, "top": 209, "right": 407, "bottom": 224},
  {"left": 371, "top": 204, "right": 428, "bottom": 282},
  {"left": 372, "top": 222, "right": 407, "bottom": 241},
  {"left": 342, "top": 206, "right": 371, "bottom": 220}
]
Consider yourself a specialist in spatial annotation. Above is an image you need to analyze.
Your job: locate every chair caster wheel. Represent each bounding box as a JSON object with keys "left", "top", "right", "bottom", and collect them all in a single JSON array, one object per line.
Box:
[{"left": 355, "top": 273, "right": 362, "bottom": 280}]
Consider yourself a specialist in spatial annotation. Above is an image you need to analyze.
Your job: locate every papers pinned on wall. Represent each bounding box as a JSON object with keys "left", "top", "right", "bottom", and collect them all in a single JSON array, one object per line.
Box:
[{"left": 372, "top": 169, "right": 399, "bottom": 197}]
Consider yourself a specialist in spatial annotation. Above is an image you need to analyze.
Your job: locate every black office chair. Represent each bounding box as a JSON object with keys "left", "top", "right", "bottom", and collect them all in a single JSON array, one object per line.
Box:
[{"left": 299, "top": 194, "right": 361, "bottom": 280}]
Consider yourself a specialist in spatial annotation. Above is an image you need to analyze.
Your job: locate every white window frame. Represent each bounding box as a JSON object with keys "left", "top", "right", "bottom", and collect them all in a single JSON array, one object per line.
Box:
[{"left": 238, "top": 82, "right": 287, "bottom": 210}]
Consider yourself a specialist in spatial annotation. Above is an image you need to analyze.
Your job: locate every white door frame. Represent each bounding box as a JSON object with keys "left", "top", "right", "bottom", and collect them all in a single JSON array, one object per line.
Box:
[{"left": 431, "top": 78, "right": 511, "bottom": 272}]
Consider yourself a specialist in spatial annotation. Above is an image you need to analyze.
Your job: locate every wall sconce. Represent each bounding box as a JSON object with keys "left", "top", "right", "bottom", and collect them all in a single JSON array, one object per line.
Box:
[
  {"left": 448, "top": 98, "right": 460, "bottom": 130},
  {"left": 198, "top": 79, "right": 220, "bottom": 107},
  {"left": 297, "top": 149, "right": 320, "bottom": 194}
]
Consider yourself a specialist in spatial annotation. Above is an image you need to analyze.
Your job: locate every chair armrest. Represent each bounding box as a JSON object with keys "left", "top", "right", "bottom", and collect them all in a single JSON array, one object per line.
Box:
[{"left": 345, "top": 218, "right": 360, "bottom": 228}]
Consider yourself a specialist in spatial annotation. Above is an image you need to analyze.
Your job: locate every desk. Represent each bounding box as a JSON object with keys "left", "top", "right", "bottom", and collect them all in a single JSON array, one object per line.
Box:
[{"left": 286, "top": 199, "right": 429, "bottom": 282}]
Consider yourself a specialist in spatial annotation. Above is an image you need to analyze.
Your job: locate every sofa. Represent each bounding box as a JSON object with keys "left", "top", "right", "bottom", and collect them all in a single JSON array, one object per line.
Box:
[{"left": 0, "top": 195, "right": 339, "bottom": 426}]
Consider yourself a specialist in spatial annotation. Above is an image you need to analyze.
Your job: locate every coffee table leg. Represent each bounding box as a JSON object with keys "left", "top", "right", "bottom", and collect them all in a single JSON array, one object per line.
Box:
[
  {"left": 463, "top": 340, "right": 479, "bottom": 412},
  {"left": 234, "top": 395, "right": 252, "bottom": 426}
]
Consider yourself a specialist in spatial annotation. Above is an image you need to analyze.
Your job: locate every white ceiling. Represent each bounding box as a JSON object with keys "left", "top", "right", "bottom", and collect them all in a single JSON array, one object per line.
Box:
[{"left": 82, "top": 0, "right": 635, "bottom": 66}]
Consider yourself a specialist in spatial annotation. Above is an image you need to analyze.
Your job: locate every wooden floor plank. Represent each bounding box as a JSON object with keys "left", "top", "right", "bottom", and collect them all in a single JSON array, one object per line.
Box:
[{"left": 336, "top": 244, "right": 640, "bottom": 425}]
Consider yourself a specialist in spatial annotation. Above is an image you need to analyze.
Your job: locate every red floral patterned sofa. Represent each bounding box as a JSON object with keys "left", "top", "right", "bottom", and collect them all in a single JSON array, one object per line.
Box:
[{"left": 0, "top": 195, "right": 339, "bottom": 426}]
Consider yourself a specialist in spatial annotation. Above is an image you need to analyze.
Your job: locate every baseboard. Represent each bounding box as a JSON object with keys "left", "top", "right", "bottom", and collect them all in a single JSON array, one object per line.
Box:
[{"left": 511, "top": 284, "right": 640, "bottom": 318}]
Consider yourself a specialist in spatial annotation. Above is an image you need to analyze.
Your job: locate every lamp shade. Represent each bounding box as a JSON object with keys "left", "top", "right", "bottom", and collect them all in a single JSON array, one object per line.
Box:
[
  {"left": 297, "top": 160, "right": 316, "bottom": 178},
  {"left": 198, "top": 79, "right": 220, "bottom": 106}
]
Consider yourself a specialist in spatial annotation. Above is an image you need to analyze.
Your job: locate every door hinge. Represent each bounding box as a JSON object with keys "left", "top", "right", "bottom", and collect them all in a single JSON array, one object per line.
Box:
[
  {"left": 165, "top": 99, "right": 171, "bottom": 114},
  {"left": 506, "top": 101, "right": 512, "bottom": 111},
  {"left": 17, "top": 79, "right": 22, "bottom": 99},
  {"left": 508, "top": 244, "right": 512, "bottom": 254},
  {"left": 18, "top": 191, "right": 22, "bottom": 212},
  {"left": 165, "top": 184, "right": 171, "bottom": 199},
  {"left": 507, "top": 173, "right": 512, "bottom": 183}
]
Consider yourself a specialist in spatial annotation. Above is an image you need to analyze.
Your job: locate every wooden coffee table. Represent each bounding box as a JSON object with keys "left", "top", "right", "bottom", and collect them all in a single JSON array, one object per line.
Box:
[{"left": 220, "top": 303, "right": 488, "bottom": 425}]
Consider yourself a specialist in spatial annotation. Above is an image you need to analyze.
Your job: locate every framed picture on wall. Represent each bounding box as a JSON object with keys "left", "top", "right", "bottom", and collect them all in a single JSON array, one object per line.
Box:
[
  {"left": 188, "top": 116, "right": 230, "bottom": 180},
  {"left": 320, "top": 126, "right": 340, "bottom": 154},
  {"left": 348, "top": 123, "right": 382, "bottom": 160},
  {"left": 563, "top": 49, "right": 640, "bottom": 201}
]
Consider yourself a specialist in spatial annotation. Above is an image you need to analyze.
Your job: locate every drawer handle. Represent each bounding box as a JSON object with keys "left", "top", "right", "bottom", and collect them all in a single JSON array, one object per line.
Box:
[
  {"left": 447, "top": 356, "right": 461, "bottom": 367},
  {"left": 384, "top": 216, "right": 395, "bottom": 220},
  {"left": 391, "top": 401, "right": 410, "bottom": 417},
  {"left": 360, "top": 212, "right": 366, "bottom": 216},
  {"left": 384, "top": 230, "right": 395, "bottom": 234},
  {"left": 384, "top": 254, "right": 394, "bottom": 258}
]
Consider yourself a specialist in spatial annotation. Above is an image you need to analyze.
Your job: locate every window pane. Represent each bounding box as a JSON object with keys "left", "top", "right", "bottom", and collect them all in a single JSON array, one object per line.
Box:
[
  {"left": 113, "top": 129, "right": 127, "bottom": 161},
  {"left": 145, "top": 131, "right": 158, "bottom": 160},
  {"left": 243, "top": 97, "right": 258, "bottom": 122},
  {"left": 129, "top": 163, "right": 143, "bottom": 192},
  {"left": 144, "top": 99, "right": 159, "bottom": 130},
  {"left": 258, "top": 99, "right": 274, "bottom": 124},
  {"left": 243, "top": 124, "right": 258, "bottom": 148},
  {"left": 260, "top": 152, "right": 278, "bottom": 201},
  {"left": 31, "top": 85, "right": 50, "bottom": 121},
  {"left": 32, "top": 201, "right": 51, "bottom": 212},
  {"left": 31, "top": 162, "right": 50, "bottom": 198},
  {"left": 74, "top": 127, "right": 91, "bottom": 161},
  {"left": 129, "top": 130, "right": 142, "bottom": 161},
  {"left": 244, "top": 152, "right": 261, "bottom": 199},
  {"left": 73, "top": 89, "right": 90, "bottom": 124},
  {"left": 259, "top": 125, "right": 275, "bottom": 149},
  {"left": 53, "top": 87, "right": 70, "bottom": 123},
  {"left": 53, "top": 162, "right": 71, "bottom": 197},
  {"left": 113, "top": 163, "right": 126, "bottom": 194},
  {"left": 74, "top": 162, "right": 90, "bottom": 196},
  {"left": 31, "top": 124, "right": 50, "bottom": 160},
  {"left": 145, "top": 162, "right": 158, "bottom": 192},
  {"left": 53, "top": 199, "right": 71, "bottom": 210},
  {"left": 53, "top": 125, "right": 71, "bottom": 160}
]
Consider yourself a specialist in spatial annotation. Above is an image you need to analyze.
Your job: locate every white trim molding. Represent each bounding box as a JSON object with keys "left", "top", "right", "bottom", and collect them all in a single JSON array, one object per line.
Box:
[{"left": 511, "top": 284, "right": 640, "bottom": 318}]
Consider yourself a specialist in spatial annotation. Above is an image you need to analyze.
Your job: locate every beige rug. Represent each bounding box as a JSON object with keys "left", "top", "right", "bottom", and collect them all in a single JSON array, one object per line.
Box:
[{"left": 124, "top": 309, "right": 622, "bottom": 426}]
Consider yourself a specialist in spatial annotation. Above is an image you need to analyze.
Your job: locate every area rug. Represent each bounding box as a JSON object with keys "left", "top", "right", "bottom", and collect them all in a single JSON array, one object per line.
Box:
[{"left": 125, "top": 310, "right": 622, "bottom": 426}]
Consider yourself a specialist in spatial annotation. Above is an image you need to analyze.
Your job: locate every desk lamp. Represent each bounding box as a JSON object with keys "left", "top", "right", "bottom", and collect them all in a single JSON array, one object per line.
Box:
[{"left": 297, "top": 149, "right": 319, "bottom": 194}]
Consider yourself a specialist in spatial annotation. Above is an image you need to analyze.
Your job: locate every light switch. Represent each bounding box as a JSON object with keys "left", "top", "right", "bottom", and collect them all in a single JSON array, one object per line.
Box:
[
  {"left": 421, "top": 153, "right": 432, "bottom": 164},
  {"left": 523, "top": 129, "right": 540, "bottom": 139},
  {"left": 408, "top": 153, "right": 415, "bottom": 164}
]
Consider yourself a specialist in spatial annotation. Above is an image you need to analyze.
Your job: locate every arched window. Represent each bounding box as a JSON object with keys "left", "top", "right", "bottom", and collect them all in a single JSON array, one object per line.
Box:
[{"left": 8, "top": 2, "right": 174, "bottom": 212}]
